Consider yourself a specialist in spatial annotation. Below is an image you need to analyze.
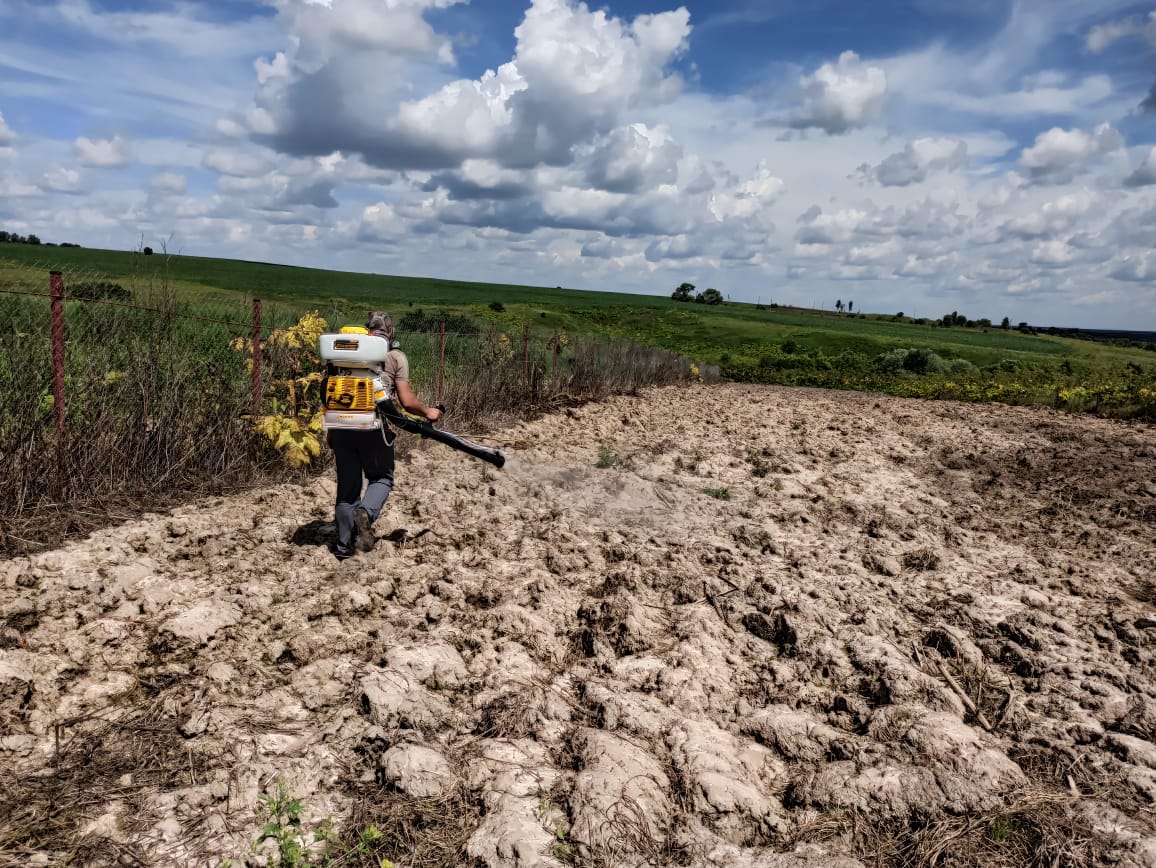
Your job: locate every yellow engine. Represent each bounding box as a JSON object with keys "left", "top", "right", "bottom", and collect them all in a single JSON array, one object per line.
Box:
[{"left": 324, "top": 376, "right": 376, "bottom": 411}]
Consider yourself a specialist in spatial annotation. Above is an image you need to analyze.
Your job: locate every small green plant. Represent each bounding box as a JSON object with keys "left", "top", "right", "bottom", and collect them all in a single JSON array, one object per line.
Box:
[
  {"left": 243, "top": 784, "right": 392, "bottom": 868},
  {"left": 489, "top": 300, "right": 505, "bottom": 312},
  {"left": 596, "top": 445, "right": 630, "bottom": 469},
  {"left": 986, "top": 813, "right": 1025, "bottom": 844},
  {"left": 702, "top": 486, "right": 731, "bottom": 500},
  {"left": 552, "top": 826, "right": 572, "bottom": 861},
  {"left": 745, "top": 448, "right": 770, "bottom": 478},
  {"left": 254, "top": 782, "right": 332, "bottom": 867}
]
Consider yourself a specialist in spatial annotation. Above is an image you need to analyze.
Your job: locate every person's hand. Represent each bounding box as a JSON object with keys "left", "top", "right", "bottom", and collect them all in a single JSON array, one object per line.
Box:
[{"left": 425, "top": 407, "right": 442, "bottom": 422}]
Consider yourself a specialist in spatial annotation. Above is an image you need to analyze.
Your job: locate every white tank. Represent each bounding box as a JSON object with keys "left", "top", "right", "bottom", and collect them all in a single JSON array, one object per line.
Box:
[{"left": 319, "top": 333, "right": 392, "bottom": 366}]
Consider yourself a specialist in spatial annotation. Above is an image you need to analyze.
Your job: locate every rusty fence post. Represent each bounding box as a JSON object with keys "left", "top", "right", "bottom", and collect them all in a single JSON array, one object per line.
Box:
[
  {"left": 49, "top": 272, "right": 67, "bottom": 482},
  {"left": 251, "top": 298, "right": 262, "bottom": 417},
  {"left": 438, "top": 320, "right": 446, "bottom": 404}
]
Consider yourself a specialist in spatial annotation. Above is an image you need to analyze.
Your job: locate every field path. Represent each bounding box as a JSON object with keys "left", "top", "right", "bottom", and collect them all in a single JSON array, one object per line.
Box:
[{"left": 3, "top": 384, "right": 1156, "bottom": 867}]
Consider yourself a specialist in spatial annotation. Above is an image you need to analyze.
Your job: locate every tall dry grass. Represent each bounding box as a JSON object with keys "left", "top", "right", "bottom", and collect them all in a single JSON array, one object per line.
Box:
[
  {"left": 0, "top": 281, "right": 714, "bottom": 554},
  {"left": 0, "top": 274, "right": 297, "bottom": 554}
]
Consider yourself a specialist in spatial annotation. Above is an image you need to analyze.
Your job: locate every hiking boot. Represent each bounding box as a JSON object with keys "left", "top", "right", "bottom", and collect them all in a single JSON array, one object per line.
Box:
[
  {"left": 333, "top": 542, "right": 354, "bottom": 561},
  {"left": 354, "top": 507, "right": 375, "bottom": 552}
]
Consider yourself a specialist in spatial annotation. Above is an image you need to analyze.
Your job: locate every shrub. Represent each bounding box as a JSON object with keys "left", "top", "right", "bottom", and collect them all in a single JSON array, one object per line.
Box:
[
  {"left": 903, "top": 348, "right": 947, "bottom": 375},
  {"left": 873, "top": 348, "right": 950, "bottom": 376},
  {"left": 873, "top": 348, "right": 909, "bottom": 375},
  {"left": 946, "top": 358, "right": 978, "bottom": 376},
  {"left": 489, "top": 301, "right": 505, "bottom": 312}
]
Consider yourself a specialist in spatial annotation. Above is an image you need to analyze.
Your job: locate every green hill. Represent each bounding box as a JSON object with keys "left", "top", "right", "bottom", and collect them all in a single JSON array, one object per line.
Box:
[{"left": 2, "top": 241, "right": 1153, "bottom": 418}]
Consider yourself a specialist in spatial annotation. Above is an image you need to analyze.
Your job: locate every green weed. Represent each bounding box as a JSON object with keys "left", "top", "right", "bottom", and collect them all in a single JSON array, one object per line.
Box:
[
  {"left": 254, "top": 782, "right": 333, "bottom": 868},
  {"left": 596, "top": 445, "right": 632, "bottom": 469},
  {"left": 245, "top": 784, "right": 394, "bottom": 868}
]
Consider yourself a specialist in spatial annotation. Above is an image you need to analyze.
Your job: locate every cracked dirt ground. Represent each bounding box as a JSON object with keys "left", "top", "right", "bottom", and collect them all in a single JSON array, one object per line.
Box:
[{"left": 2, "top": 383, "right": 1155, "bottom": 867}]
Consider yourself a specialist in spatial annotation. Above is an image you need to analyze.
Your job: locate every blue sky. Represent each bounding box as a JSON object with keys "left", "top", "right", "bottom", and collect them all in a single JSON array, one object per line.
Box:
[{"left": 1, "top": 0, "right": 1155, "bottom": 327}]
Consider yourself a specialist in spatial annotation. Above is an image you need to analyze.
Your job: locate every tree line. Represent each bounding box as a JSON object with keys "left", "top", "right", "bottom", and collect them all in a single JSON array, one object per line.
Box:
[
  {"left": 0, "top": 230, "right": 80, "bottom": 247},
  {"left": 671, "top": 283, "right": 723, "bottom": 305}
]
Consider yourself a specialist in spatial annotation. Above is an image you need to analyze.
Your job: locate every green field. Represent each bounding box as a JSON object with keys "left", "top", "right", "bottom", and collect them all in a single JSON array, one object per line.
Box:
[{"left": 2, "top": 241, "right": 1154, "bottom": 418}]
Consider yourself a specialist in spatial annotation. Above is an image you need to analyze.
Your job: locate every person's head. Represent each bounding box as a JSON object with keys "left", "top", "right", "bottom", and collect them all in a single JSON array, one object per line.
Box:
[{"left": 366, "top": 311, "right": 395, "bottom": 345}]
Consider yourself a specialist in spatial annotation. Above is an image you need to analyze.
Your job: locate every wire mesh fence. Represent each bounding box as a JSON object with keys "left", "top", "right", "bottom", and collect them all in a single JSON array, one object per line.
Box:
[
  {"left": 0, "top": 265, "right": 713, "bottom": 552},
  {"left": 0, "top": 276, "right": 293, "bottom": 542}
]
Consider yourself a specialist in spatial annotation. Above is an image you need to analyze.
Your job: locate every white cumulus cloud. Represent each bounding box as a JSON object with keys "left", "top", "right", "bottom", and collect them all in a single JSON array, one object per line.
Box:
[
  {"left": 790, "top": 51, "right": 887, "bottom": 134},
  {"left": 149, "top": 171, "right": 188, "bottom": 194},
  {"left": 41, "top": 167, "right": 86, "bottom": 193},
  {"left": 1110, "top": 252, "right": 1156, "bottom": 282},
  {"left": 203, "top": 148, "right": 274, "bottom": 178},
  {"left": 581, "top": 124, "right": 683, "bottom": 194},
  {"left": 75, "top": 134, "right": 133, "bottom": 168},
  {"left": 863, "top": 137, "right": 968, "bottom": 186},
  {"left": 0, "top": 111, "right": 15, "bottom": 146},
  {"left": 1018, "top": 123, "right": 1123, "bottom": 182},
  {"left": 709, "top": 161, "right": 784, "bottom": 220},
  {"left": 390, "top": 0, "right": 691, "bottom": 168},
  {"left": 1085, "top": 11, "right": 1156, "bottom": 53},
  {"left": 245, "top": 0, "right": 691, "bottom": 173}
]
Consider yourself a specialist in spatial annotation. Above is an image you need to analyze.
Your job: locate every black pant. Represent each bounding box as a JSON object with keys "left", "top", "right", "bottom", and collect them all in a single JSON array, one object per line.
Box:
[{"left": 329, "top": 428, "right": 395, "bottom": 549}]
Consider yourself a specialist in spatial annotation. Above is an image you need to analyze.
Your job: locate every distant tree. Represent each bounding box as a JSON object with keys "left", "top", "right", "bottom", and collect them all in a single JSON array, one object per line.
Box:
[
  {"left": 672, "top": 282, "right": 695, "bottom": 302},
  {"left": 701, "top": 288, "right": 724, "bottom": 305},
  {"left": 0, "top": 231, "right": 9, "bottom": 243},
  {"left": 848, "top": 300, "right": 854, "bottom": 313},
  {"left": 143, "top": 246, "right": 154, "bottom": 255},
  {"left": 977, "top": 318, "right": 992, "bottom": 328},
  {"left": 26, "top": 234, "right": 40, "bottom": 245},
  {"left": 1001, "top": 317, "right": 1010, "bottom": 330},
  {"left": 835, "top": 299, "right": 844, "bottom": 313}
]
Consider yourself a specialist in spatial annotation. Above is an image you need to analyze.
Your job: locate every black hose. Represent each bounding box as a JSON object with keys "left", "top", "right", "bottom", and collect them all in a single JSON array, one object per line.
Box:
[{"left": 379, "top": 403, "right": 506, "bottom": 469}]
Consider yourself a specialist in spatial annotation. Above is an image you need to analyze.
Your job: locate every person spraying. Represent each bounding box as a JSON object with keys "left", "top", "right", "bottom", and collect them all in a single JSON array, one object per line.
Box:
[{"left": 319, "top": 311, "right": 504, "bottom": 559}]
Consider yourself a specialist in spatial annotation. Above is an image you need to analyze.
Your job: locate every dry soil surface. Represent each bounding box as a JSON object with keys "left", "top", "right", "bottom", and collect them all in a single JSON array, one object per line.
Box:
[{"left": 2, "top": 384, "right": 1156, "bottom": 868}]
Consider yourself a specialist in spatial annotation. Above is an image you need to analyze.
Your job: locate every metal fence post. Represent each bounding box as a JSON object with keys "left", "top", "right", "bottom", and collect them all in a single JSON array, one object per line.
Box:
[
  {"left": 438, "top": 320, "right": 446, "bottom": 403},
  {"left": 49, "top": 272, "right": 67, "bottom": 481},
  {"left": 251, "top": 298, "right": 262, "bottom": 417}
]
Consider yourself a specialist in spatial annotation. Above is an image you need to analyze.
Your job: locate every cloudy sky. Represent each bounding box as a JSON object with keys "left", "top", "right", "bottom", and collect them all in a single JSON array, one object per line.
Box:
[{"left": 1, "top": 0, "right": 1155, "bottom": 328}]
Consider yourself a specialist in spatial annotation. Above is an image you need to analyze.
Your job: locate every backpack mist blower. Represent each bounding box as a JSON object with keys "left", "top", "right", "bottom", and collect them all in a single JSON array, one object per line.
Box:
[{"left": 318, "top": 329, "right": 506, "bottom": 469}]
